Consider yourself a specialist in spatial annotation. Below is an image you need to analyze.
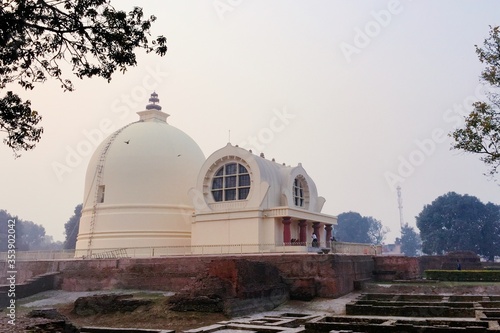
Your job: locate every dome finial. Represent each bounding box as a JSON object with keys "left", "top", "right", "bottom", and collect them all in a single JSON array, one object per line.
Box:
[
  {"left": 146, "top": 91, "right": 162, "bottom": 111},
  {"left": 137, "top": 92, "right": 170, "bottom": 122}
]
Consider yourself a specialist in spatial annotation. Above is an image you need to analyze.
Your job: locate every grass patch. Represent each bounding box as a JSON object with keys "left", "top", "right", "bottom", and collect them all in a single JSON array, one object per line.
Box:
[{"left": 370, "top": 280, "right": 500, "bottom": 287}]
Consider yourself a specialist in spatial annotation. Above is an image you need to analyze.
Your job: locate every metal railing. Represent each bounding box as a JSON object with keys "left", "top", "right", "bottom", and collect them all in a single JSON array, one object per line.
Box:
[{"left": 0, "top": 242, "right": 382, "bottom": 261}]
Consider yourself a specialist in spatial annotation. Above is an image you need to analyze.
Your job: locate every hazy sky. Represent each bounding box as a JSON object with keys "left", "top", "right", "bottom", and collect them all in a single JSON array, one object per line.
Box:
[{"left": 2, "top": 0, "right": 500, "bottom": 243}]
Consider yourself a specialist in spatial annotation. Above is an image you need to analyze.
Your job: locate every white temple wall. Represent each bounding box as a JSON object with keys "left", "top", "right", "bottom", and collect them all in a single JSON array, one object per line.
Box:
[
  {"left": 192, "top": 215, "right": 263, "bottom": 246},
  {"left": 75, "top": 204, "right": 193, "bottom": 251}
]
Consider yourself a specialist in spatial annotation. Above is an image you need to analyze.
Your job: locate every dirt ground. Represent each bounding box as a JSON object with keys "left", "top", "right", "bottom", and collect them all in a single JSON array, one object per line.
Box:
[
  {"left": 2, "top": 291, "right": 226, "bottom": 332},
  {"left": 2, "top": 302, "right": 227, "bottom": 332},
  {"left": 2, "top": 289, "right": 357, "bottom": 332},
  {"left": 59, "top": 298, "right": 228, "bottom": 331},
  {"left": 6, "top": 281, "right": 500, "bottom": 332}
]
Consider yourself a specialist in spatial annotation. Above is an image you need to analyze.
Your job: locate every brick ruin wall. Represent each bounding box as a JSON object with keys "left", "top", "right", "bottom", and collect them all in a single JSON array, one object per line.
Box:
[
  {"left": 373, "top": 253, "right": 484, "bottom": 281},
  {"left": 2, "top": 254, "right": 485, "bottom": 296},
  {"left": 0, "top": 254, "right": 374, "bottom": 298},
  {"left": 373, "top": 256, "right": 420, "bottom": 280}
]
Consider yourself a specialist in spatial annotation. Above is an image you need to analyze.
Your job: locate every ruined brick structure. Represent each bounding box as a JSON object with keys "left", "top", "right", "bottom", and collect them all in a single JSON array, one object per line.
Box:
[{"left": 0, "top": 254, "right": 373, "bottom": 315}]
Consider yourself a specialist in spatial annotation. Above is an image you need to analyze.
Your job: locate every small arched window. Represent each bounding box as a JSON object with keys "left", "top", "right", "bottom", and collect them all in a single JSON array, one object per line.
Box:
[
  {"left": 293, "top": 176, "right": 309, "bottom": 208},
  {"left": 212, "top": 163, "right": 250, "bottom": 202}
]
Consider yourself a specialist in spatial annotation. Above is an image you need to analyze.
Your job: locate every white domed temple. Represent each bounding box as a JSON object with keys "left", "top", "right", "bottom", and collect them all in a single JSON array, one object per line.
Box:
[{"left": 76, "top": 93, "right": 337, "bottom": 256}]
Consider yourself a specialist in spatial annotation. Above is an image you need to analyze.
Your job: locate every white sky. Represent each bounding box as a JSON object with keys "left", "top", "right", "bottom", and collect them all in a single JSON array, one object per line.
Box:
[{"left": 1, "top": 0, "right": 499, "bottom": 243}]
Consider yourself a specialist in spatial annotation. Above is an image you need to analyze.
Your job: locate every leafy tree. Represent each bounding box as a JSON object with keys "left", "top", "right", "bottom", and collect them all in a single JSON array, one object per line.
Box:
[
  {"left": 481, "top": 202, "right": 500, "bottom": 260},
  {"left": 416, "top": 192, "right": 500, "bottom": 260},
  {"left": 367, "top": 216, "right": 389, "bottom": 245},
  {"left": 451, "top": 26, "right": 500, "bottom": 177},
  {"left": 64, "top": 203, "right": 82, "bottom": 249},
  {"left": 0, "top": 209, "right": 46, "bottom": 251},
  {"left": 335, "top": 212, "right": 370, "bottom": 244},
  {"left": 16, "top": 220, "right": 46, "bottom": 250},
  {"left": 400, "top": 224, "right": 422, "bottom": 256},
  {"left": 335, "top": 211, "right": 387, "bottom": 245},
  {"left": 38, "top": 235, "right": 63, "bottom": 251},
  {"left": 0, "top": 0, "right": 167, "bottom": 156},
  {"left": 0, "top": 210, "right": 11, "bottom": 250}
]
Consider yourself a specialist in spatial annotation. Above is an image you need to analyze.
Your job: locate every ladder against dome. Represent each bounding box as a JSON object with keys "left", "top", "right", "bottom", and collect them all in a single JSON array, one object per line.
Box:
[{"left": 137, "top": 92, "right": 170, "bottom": 122}]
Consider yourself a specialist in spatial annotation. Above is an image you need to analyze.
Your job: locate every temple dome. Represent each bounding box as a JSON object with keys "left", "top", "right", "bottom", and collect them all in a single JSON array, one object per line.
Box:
[{"left": 75, "top": 93, "right": 205, "bottom": 253}]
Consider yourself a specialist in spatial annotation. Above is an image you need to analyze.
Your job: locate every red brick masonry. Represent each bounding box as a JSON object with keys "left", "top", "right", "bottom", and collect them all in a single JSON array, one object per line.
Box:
[{"left": 0, "top": 254, "right": 374, "bottom": 298}]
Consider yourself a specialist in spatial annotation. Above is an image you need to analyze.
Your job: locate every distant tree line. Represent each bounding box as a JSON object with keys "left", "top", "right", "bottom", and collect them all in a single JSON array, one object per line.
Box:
[
  {"left": 0, "top": 210, "right": 62, "bottom": 251},
  {"left": 332, "top": 191, "right": 500, "bottom": 261},
  {"left": 334, "top": 211, "right": 388, "bottom": 245},
  {"left": 0, "top": 203, "right": 82, "bottom": 252},
  {"left": 396, "top": 192, "right": 499, "bottom": 260},
  {"left": 417, "top": 192, "right": 500, "bottom": 261}
]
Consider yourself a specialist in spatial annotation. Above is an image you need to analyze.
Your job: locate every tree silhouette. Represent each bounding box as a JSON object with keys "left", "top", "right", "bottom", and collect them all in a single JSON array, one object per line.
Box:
[
  {"left": 64, "top": 203, "right": 82, "bottom": 250},
  {"left": 335, "top": 211, "right": 387, "bottom": 245},
  {"left": 0, "top": 210, "right": 46, "bottom": 251},
  {"left": 400, "top": 224, "right": 421, "bottom": 256},
  {"left": 451, "top": 26, "right": 500, "bottom": 177},
  {"left": 416, "top": 192, "right": 500, "bottom": 260},
  {"left": 0, "top": 1, "right": 166, "bottom": 156}
]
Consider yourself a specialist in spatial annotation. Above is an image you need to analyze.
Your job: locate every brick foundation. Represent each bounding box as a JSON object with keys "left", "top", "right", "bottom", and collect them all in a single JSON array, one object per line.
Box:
[{"left": 0, "top": 254, "right": 374, "bottom": 299}]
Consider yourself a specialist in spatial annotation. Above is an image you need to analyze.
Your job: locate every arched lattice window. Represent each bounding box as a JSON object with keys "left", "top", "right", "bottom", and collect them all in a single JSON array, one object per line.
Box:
[
  {"left": 293, "top": 177, "right": 307, "bottom": 207},
  {"left": 212, "top": 163, "right": 250, "bottom": 202}
]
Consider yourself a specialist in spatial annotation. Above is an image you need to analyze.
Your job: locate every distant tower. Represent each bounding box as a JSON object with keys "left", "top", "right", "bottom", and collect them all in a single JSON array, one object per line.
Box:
[{"left": 396, "top": 185, "right": 405, "bottom": 230}]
